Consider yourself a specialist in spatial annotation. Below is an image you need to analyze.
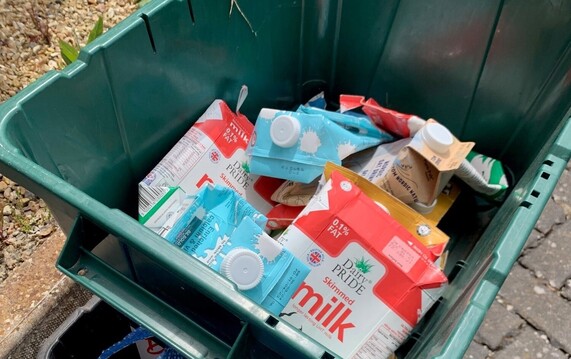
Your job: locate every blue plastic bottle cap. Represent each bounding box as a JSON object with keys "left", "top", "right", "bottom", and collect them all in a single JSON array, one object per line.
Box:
[
  {"left": 420, "top": 123, "right": 453, "bottom": 154},
  {"left": 221, "top": 248, "right": 264, "bottom": 290},
  {"left": 270, "top": 115, "right": 301, "bottom": 148}
]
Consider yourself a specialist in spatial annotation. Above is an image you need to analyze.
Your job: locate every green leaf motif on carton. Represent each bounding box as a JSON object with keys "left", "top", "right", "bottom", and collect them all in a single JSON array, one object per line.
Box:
[
  {"left": 241, "top": 161, "right": 250, "bottom": 173},
  {"left": 355, "top": 257, "right": 373, "bottom": 274}
]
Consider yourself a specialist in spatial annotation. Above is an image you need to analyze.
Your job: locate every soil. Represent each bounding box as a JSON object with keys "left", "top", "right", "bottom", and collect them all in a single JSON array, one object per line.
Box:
[{"left": 0, "top": 0, "right": 138, "bottom": 283}]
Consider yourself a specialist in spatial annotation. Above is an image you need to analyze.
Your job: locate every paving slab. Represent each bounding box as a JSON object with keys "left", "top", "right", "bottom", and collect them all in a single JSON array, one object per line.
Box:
[
  {"left": 562, "top": 280, "right": 571, "bottom": 301},
  {"left": 520, "top": 221, "right": 571, "bottom": 289},
  {"left": 534, "top": 198, "right": 566, "bottom": 234},
  {"left": 552, "top": 169, "right": 571, "bottom": 219},
  {"left": 524, "top": 228, "right": 545, "bottom": 251},
  {"left": 499, "top": 264, "right": 571, "bottom": 353},
  {"left": 492, "top": 326, "right": 568, "bottom": 359},
  {"left": 464, "top": 341, "right": 490, "bottom": 359},
  {"left": 474, "top": 301, "right": 525, "bottom": 350}
]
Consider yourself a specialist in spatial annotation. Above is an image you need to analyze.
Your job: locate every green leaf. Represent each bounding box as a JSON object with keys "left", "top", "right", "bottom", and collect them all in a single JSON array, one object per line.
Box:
[
  {"left": 87, "top": 16, "right": 104, "bottom": 45},
  {"left": 59, "top": 40, "right": 79, "bottom": 65}
]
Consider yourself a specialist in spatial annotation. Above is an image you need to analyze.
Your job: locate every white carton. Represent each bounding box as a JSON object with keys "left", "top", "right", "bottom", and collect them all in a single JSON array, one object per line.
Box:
[
  {"left": 277, "top": 171, "right": 448, "bottom": 358},
  {"left": 138, "top": 100, "right": 280, "bottom": 233}
]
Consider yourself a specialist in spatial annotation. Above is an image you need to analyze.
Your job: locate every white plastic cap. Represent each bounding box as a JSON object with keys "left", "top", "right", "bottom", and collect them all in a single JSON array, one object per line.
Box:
[
  {"left": 420, "top": 123, "right": 453, "bottom": 154},
  {"left": 221, "top": 248, "right": 264, "bottom": 290},
  {"left": 270, "top": 115, "right": 301, "bottom": 148}
]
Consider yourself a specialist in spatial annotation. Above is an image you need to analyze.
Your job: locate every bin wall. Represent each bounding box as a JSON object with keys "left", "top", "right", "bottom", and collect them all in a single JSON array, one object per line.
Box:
[{"left": 0, "top": 0, "right": 570, "bottom": 358}]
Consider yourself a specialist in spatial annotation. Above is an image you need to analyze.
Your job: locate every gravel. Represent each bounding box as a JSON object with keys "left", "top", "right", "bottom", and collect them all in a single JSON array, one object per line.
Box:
[{"left": 0, "top": 0, "right": 138, "bottom": 282}]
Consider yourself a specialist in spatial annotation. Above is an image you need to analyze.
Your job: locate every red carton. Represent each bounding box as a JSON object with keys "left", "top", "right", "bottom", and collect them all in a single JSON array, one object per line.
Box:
[
  {"left": 139, "top": 100, "right": 281, "bottom": 232},
  {"left": 277, "top": 171, "right": 448, "bottom": 358}
]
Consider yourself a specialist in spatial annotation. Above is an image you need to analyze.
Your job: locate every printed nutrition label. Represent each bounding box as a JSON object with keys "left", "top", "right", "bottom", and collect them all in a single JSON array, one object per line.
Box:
[
  {"left": 354, "top": 322, "right": 409, "bottom": 359},
  {"left": 382, "top": 236, "right": 420, "bottom": 273},
  {"left": 151, "top": 128, "right": 209, "bottom": 185}
]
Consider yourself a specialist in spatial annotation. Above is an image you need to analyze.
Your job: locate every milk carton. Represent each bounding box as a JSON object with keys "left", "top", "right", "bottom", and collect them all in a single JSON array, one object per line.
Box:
[
  {"left": 342, "top": 120, "right": 473, "bottom": 213},
  {"left": 247, "top": 108, "right": 382, "bottom": 183},
  {"left": 277, "top": 171, "right": 448, "bottom": 358},
  {"left": 163, "top": 184, "right": 309, "bottom": 316},
  {"left": 296, "top": 104, "right": 394, "bottom": 142},
  {"left": 339, "top": 94, "right": 426, "bottom": 138},
  {"left": 139, "top": 99, "right": 281, "bottom": 233},
  {"left": 455, "top": 150, "right": 509, "bottom": 200},
  {"left": 163, "top": 184, "right": 267, "bottom": 247}
]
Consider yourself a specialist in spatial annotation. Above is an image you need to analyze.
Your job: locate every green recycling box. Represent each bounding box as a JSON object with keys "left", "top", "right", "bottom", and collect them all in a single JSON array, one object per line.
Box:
[{"left": 0, "top": 0, "right": 570, "bottom": 357}]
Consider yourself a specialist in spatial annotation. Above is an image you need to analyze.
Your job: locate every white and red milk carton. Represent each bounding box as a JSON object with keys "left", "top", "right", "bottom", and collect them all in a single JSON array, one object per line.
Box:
[
  {"left": 139, "top": 99, "right": 281, "bottom": 233},
  {"left": 277, "top": 171, "right": 448, "bottom": 358}
]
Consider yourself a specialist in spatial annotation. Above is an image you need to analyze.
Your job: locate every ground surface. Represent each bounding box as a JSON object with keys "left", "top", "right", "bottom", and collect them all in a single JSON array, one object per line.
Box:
[{"left": 0, "top": 0, "right": 137, "bottom": 283}]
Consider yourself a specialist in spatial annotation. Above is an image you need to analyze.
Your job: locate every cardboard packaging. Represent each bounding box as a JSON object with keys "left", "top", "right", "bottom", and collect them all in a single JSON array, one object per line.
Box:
[{"left": 277, "top": 170, "right": 448, "bottom": 358}]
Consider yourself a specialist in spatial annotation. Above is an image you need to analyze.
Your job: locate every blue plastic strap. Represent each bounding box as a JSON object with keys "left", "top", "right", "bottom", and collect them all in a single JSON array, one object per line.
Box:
[
  {"left": 159, "top": 348, "right": 187, "bottom": 359},
  {"left": 98, "top": 327, "right": 185, "bottom": 359}
]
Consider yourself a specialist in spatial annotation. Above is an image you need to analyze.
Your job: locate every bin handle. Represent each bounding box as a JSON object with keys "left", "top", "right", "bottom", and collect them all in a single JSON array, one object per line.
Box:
[
  {"left": 57, "top": 215, "right": 233, "bottom": 359},
  {"left": 57, "top": 213, "right": 325, "bottom": 359}
]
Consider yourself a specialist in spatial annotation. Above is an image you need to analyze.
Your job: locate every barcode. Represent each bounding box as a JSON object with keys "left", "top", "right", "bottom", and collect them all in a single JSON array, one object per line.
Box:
[{"left": 139, "top": 186, "right": 169, "bottom": 216}]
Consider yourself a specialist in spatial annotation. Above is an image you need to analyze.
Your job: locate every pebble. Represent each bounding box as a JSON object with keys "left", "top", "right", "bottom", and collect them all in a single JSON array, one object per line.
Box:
[
  {"left": 3, "top": 205, "right": 12, "bottom": 215},
  {"left": 533, "top": 286, "right": 546, "bottom": 295},
  {"left": 0, "top": 0, "right": 137, "bottom": 286},
  {"left": 36, "top": 225, "right": 53, "bottom": 238}
]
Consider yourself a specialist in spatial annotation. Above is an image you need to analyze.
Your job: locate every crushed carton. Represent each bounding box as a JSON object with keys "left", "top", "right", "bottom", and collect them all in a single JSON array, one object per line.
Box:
[
  {"left": 455, "top": 150, "right": 509, "bottom": 200},
  {"left": 138, "top": 99, "right": 281, "bottom": 234},
  {"left": 162, "top": 184, "right": 309, "bottom": 315},
  {"left": 343, "top": 119, "right": 473, "bottom": 213},
  {"left": 247, "top": 108, "right": 381, "bottom": 183},
  {"left": 339, "top": 94, "right": 426, "bottom": 138},
  {"left": 277, "top": 170, "right": 448, "bottom": 358},
  {"left": 322, "top": 162, "right": 450, "bottom": 259}
]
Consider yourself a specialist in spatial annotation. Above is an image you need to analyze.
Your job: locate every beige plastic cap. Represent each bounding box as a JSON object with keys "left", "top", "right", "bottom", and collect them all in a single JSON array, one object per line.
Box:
[
  {"left": 221, "top": 248, "right": 264, "bottom": 290},
  {"left": 420, "top": 122, "right": 453, "bottom": 154},
  {"left": 270, "top": 115, "right": 301, "bottom": 148}
]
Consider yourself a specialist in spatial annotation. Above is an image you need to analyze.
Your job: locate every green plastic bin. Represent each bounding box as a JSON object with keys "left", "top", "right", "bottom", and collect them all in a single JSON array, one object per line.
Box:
[{"left": 0, "top": 0, "right": 570, "bottom": 357}]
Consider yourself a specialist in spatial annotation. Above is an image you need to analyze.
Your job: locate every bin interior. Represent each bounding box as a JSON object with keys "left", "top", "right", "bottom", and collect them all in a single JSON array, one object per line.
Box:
[{"left": 1, "top": 0, "right": 570, "bottom": 357}]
